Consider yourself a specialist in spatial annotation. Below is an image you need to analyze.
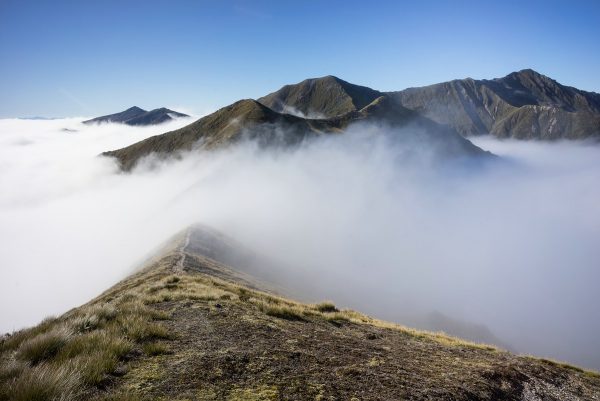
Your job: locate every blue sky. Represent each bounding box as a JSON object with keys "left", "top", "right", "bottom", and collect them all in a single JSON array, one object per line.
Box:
[{"left": 1, "top": 0, "right": 599, "bottom": 118}]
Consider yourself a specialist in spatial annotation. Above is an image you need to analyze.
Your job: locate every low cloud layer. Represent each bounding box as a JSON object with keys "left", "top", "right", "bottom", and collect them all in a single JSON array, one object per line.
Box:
[{"left": 1, "top": 118, "right": 599, "bottom": 370}]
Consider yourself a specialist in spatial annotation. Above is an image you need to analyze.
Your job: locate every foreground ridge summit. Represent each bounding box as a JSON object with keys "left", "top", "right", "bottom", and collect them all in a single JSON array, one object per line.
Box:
[{"left": 1, "top": 225, "right": 599, "bottom": 400}]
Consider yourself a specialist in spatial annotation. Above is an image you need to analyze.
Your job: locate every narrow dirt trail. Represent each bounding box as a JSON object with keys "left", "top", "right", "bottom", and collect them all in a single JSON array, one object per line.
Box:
[{"left": 175, "top": 229, "right": 190, "bottom": 271}]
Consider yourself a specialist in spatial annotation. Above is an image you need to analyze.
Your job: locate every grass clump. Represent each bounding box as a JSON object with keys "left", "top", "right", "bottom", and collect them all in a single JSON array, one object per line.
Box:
[
  {"left": 0, "top": 316, "right": 58, "bottom": 352},
  {"left": 238, "top": 288, "right": 251, "bottom": 302},
  {"left": 57, "top": 330, "right": 132, "bottom": 363},
  {"left": 120, "top": 300, "right": 170, "bottom": 321},
  {"left": 16, "top": 326, "right": 72, "bottom": 365},
  {"left": 259, "top": 303, "right": 305, "bottom": 321},
  {"left": 119, "top": 315, "right": 172, "bottom": 341},
  {"left": 71, "top": 304, "right": 117, "bottom": 333},
  {"left": 1, "top": 289, "right": 173, "bottom": 401},
  {"left": 77, "top": 351, "right": 121, "bottom": 385},
  {"left": 0, "top": 359, "right": 25, "bottom": 382},
  {"left": 324, "top": 312, "right": 351, "bottom": 326},
  {"left": 143, "top": 342, "right": 169, "bottom": 356},
  {"left": 5, "top": 363, "right": 80, "bottom": 401},
  {"left": 313, "top": 301, "right": 338, "bottom": 313}
]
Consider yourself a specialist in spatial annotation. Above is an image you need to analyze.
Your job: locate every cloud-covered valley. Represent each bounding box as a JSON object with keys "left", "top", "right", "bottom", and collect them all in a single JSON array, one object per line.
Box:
[{"left": 0, "top": 117, "right": 599, "bottom": 370}]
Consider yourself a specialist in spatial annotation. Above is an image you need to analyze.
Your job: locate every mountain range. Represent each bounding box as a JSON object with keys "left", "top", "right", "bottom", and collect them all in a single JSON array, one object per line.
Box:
[
  {"left": 2, "top": 225, "right": 598, "bottom": 400},
  {"left": 83, "top": 106, "right": 188, "bottom": 126},
  {"left": 102, "top": 93, "right": 490, "bottom": 171},
  {"left": 100, "top": 69, "right": 599, "bottom": 171},
  {"left": 260, "top": 69, "right": 600, "bottom": 140}
]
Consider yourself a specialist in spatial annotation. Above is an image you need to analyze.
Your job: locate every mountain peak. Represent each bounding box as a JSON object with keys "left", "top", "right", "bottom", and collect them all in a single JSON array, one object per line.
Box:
[
  {"left": 504, "top": 68, "right": 555, "bottom": 84},
  {"left": 258, "top": 75, "right": 381, "bottom": 118},
  {"left": 390, "top": 69, "right": 600, "bottom": 138}
]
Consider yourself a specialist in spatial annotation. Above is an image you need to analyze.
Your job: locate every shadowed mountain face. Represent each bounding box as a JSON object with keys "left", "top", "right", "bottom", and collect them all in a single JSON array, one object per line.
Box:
[
  {"left": 388, "top": 69, "right": 600, "bottom": 139},
  {"left": 3, "top": 225, "right": 599, "bottom": 400},
  {"left": 83, "top": 106, "right": 189, "bottom": 126},
  {"left": 103, "top": 97, "right": 490, "bottom": 171}
]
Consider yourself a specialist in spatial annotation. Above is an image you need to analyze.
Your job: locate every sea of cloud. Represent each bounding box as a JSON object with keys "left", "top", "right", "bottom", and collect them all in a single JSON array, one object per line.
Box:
[{"left": 0, "top": 117, "right": 599, "bottom": 369}]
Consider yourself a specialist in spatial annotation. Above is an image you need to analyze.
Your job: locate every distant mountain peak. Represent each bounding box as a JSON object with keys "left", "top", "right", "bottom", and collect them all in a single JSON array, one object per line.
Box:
[{"left": 83, "top": 106, "right": 188, "bottom": 126}]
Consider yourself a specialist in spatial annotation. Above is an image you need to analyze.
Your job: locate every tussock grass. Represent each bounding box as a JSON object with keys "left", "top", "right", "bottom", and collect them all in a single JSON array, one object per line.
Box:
[
  {"left": 71, "top": 304, "right": 117, "bottom": 333},
  {"left": 237, "top": 288, "right": 251, "bottom": 302},
  {"left": 313, "top": 301, "right": 338, "bottom": 313},
  {"left": 118, "top": 315, "right": 172, "bottom": 341},
  {"left": 1, "top": 286, "right": 173, "bottom": 401},
  {"left": 0, "top": 316, "right": 58, "bottom": 352},
  {"left": 258, "top": 302, "right": 305, "bottom": 321},
  {"left": 119, "top": 300, "right": 170, "bottom": 321},
  {"left": 77, "top": 351, "right": 120, "bottom": 385},
  {"left": 323, "top": 312, "right": 351, "bottom": 324},
  {"left": 16, "top": 326, "right": 72, "bottom": 365},
  {"left": 57, "top": 330, "right": 132, "bottom": 362},
  {"left": 4, "top": 363, "right": 81, "bottom": 401},
  {"left": 143, "top": 342, "right": 169, "bottom": 356},
  {"left": 0, "top": 359, "right": 25, "bottom": 382}
]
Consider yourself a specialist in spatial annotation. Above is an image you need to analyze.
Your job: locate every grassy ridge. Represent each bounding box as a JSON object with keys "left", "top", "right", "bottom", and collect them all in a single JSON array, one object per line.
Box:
[{"left": 2, "top": 246, "right": 599, "bottom": 400}]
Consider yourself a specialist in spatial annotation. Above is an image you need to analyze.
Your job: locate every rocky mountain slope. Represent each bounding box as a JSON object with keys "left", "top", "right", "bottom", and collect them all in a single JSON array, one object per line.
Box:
[
  {"left": 1, "top": 225, "right": 599, "bottom": 401},
  {"left": 388, "top": 69, "right": 600, "bottom": 139},
  {"left": 83, "top": 106, "right": 188, "bottom": 126},
  {"left": 103, "top": 97, "right": 490, "bottom": 171}
]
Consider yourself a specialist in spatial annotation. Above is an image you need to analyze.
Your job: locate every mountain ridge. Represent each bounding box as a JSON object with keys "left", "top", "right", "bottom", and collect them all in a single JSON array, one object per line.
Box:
[
  {"left": 2, "top": 225, "right": 598, "bottom": 400},
  {"left": 103, "top": 96, "right": 490, "bottom": 171},
  {"left": 387, "top": 69, "right": 600, "bottom": 139}
]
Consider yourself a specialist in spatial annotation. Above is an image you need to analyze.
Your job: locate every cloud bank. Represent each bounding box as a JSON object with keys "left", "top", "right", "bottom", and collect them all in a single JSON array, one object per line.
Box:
[{"left": 0, "top": 118, "right": 599, "bottom": 370}]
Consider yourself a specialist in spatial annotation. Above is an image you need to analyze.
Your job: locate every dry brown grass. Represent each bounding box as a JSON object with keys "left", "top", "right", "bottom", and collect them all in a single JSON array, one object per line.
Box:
[
  {"left": 313, "top": 301, "right": 338, "bottom": 313},
  {"left": 16, "top": 326, "right": 72, "bottom": 365},
  {"left": 143, "top": 342, "right": 169, "bottom": 356},
  {"left": 257, "top": 302, "right": 306, "bottom": 321},
  {"left": 3, "top": 363, "right": 81, "bottom": 401},
  {"left": 0, "top": 294, "right": 172, "bottom": 401},
  {"left": 4, "top": 248, "right": 597, "bottom": 401},
  {"left": 0, "top": 316, "right": 58, "bottom": 353}
]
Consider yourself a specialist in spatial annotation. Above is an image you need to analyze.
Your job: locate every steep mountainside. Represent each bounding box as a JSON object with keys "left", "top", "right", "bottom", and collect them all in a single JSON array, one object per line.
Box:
[
  {"left": 103, "top": 97, "right": 490, "bottom": 171},
  {"left": 389, "top": 69, "right": 600, "bottom": 139},
  {"left": 83, "top": 107, "right": 188, "bottom": 126},
  {"left": 2, "top": 225, "right": 599, "bottom": 401}
]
